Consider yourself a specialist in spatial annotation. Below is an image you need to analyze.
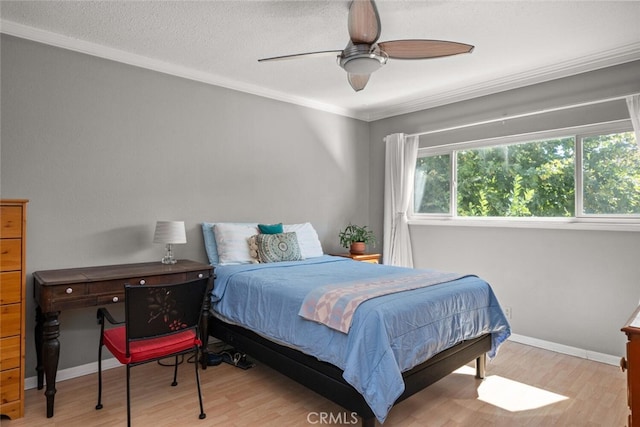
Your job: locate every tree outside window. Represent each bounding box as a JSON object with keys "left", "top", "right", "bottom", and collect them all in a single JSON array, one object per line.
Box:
[{"left": 414, "top": 129, "right": 639, "bottom": 219}]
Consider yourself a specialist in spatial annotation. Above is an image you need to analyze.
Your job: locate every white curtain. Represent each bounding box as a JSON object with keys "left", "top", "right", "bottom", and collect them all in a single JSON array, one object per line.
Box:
[
  {"left": 383, "top": 133, "right": 419, "bottom": 267},
  {"left": 626, "top": 95, "right": 640, "bottom": 147}
]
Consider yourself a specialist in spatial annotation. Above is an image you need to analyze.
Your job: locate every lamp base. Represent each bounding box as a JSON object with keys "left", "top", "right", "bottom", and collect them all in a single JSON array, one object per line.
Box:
[{"left": 161, "top": 243, "right": 178, "bottom": 264}]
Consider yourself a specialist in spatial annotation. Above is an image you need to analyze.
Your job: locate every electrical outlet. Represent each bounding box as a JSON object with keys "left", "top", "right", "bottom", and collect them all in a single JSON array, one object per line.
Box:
[{"left": 504, "top": 307, "right": 512, "bottom": 319}]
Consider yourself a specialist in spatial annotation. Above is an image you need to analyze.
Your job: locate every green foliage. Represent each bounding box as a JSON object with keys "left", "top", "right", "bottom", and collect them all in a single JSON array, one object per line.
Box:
[
  {"left": 338, "top": 224, "right": 377, "bottom": 248},
  {"left": 583, "top": 132, "right": 640, "bottom": 214},
  {"left": 414, "top": 132, "right": 640, "bottom": 217}
]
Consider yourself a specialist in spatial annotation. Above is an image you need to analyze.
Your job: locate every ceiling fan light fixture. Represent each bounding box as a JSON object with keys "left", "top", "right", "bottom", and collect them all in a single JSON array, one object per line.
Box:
[
  {"left": 259, "top": 0, "right": 473, "bottom": 92},
  {"left": 339, "top": 52, "right": 388, "bottom": 74}
]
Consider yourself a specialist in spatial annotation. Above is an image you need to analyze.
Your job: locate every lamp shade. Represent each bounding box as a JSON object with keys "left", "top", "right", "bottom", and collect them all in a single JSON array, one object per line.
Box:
[{"left": 153, "top": 221, "right": 186, "bottom": 244}]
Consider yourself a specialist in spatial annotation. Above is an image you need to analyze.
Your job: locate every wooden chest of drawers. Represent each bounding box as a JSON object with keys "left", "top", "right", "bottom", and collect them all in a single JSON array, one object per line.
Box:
[
  {"left": 623, "top": 305, "right": 640, "bottom": 427},
  {"left": 0, "top": 199, "right": 27, "bottom": 419}
]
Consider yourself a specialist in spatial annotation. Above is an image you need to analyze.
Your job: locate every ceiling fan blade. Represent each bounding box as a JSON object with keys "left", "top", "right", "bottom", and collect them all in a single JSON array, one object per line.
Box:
[
  {"left": 378, "top": 40, "right": 474, "bottom": 59},
  {"left": 348, "top": 0, "right": 381, "bottom": 44},
  {"left": 347, "top": 73, "right": 370, "bottom": 92},
  {"left": 259, "top": 50, "right": 342, "bottom": 62}
]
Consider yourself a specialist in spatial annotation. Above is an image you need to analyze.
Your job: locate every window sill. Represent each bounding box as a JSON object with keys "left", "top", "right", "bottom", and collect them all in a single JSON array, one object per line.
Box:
[{"left": 407, "top": 217, "right": 640, "bottom": 232}]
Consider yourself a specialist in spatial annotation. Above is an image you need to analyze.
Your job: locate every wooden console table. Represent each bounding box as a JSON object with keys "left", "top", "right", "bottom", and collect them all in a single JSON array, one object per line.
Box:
[{"left": 33, "top": 259, "right": 213, "bottom": 418}]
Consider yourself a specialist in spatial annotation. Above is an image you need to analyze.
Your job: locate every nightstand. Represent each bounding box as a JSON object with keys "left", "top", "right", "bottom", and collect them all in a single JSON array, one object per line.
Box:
[{"left": 331, "top": 253, "right": 381, "bottom": 264}]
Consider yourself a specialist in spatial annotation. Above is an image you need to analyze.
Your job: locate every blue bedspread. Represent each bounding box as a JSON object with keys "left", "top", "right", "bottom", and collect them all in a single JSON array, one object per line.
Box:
[{"left": 211, "top": 256, "right": 511, "bottom": 423}]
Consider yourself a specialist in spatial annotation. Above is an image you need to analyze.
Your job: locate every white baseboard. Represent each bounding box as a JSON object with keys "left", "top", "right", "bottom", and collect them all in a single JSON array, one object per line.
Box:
[
  {"left": 508, "top": 333, "right": 621, "bottom": 366},
  {"left": 24, "top": 339, "right": 226, "bottom": 390},
  {"left": 25, "top": 357, "right": 121, "bottom": 390},
  {"left": 23, "top": 335, "right": 620, "bottom": 390}
]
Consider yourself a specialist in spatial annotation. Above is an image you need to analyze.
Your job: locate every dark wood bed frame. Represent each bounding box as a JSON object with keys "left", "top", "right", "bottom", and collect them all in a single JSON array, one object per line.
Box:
[{"left": 207, "top": 317, "right": 491, "bottom": 427}]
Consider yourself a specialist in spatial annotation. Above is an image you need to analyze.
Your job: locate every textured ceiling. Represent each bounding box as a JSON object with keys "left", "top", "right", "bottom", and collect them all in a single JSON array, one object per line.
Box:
[{"left": 2, "top": 1, "right": 640, "bottom": 121}]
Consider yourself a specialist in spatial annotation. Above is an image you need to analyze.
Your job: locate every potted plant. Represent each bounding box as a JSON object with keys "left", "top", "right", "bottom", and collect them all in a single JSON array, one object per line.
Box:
[{"left": 338, "top": 223, "right": 377, "bottom": 255}]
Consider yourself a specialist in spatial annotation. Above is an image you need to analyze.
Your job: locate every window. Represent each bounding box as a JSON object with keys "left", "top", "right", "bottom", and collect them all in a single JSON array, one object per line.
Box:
[
  {"left": 581, "top": 132, "right": 640, "bottom": 215},
  {"left": 456, "top": 137, "right": 575, "bottom": 217},
  {"left": 414, "top": 153, "right": 450, "bottom": 214},
  {"left": 413, "top": 123, "right": 639, "bottom": 224}
]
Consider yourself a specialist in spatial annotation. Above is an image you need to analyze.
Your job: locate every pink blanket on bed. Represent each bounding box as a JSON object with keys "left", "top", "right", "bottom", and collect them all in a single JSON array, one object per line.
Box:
[{"left": 298, "top": 270, "right": 469, "bottom": 333}]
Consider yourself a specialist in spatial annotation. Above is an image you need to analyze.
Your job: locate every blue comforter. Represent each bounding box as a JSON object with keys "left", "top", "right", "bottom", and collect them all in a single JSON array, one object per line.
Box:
[{"left": 211, "top": 256, "right": 511, "bottom": 423}]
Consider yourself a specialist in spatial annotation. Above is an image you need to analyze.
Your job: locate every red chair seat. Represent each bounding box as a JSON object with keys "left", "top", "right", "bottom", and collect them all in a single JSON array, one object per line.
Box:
[{"left": 103, "top": 326, "right": 201, "bottom": 364}]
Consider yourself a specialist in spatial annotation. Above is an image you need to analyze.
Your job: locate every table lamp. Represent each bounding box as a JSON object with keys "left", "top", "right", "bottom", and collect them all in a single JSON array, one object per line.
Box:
[{"left": 153, "top": 221, "right": 186, "bottom": 264}]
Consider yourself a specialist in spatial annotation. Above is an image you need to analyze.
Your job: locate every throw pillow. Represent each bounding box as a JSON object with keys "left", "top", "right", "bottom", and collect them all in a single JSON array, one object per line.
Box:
[
  {"left": 258, "top": 223, "right": 284, "bottom": 234},
  {"left": 255, "top": 232, "right": 303, "bottom": 263},
  {"left": 213, "top": 223, "right": 259, "bottom": 265}
]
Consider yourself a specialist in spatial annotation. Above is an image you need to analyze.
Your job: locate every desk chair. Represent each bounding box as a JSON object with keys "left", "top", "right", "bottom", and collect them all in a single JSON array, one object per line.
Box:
[{"left": 95, "top": 277, "right": 210, "bottom": 426}]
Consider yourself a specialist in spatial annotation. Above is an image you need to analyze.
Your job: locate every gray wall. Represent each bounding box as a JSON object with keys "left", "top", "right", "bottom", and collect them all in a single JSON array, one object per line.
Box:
[
  {"left": 369, "top": 60, "right": 640, "bottom": 357},
  {"left": 1, "top": 35, "right": 370, "bottom": 372},
  {"left": 3, "top": 31, "right": 639, "bottom": 379}
]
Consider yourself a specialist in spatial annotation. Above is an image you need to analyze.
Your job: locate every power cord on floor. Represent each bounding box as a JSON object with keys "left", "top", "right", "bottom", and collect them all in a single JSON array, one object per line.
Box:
[{"left": 156, "top": 341, "right": 234, "bottom": 367}]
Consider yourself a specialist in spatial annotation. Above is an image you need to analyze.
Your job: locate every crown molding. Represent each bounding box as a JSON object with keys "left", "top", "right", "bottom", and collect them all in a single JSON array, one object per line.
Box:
[
  {"left": 2, "top": 19, "right": 638, "bottom": 123},
  {"left": 0, "top": 20, "right": 367, "bottom": 121},
  {"left": 365, "top": 41, "right": 640, "bottom": 121}
]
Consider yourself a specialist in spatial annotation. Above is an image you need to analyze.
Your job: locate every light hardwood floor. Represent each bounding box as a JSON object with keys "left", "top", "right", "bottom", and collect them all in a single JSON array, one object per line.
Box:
[{"left": 2, "top": 341, "right": 628, "bottom": 426}]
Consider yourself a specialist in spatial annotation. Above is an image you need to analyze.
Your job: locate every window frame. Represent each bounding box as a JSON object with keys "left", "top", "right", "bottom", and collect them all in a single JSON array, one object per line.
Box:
[{"left": 410, "top": 120, "right": 640, "bottom": 231}]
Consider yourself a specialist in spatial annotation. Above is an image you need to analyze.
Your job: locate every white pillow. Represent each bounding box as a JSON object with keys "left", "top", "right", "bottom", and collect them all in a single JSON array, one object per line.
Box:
[
  {"left": 213, "top": 223, "right": 259, "bottom": 265},
  {"left": 283, "top": 223, "right": 324, "bottom": 258}
]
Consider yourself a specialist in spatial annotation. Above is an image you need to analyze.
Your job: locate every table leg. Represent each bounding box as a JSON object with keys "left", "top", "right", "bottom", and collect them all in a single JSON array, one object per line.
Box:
[
  {"left": 42, "top": 310, "right": 61, "bottom": 418},
  {"left": 35, "top": 306, "right": 44, "bottom": 389}
]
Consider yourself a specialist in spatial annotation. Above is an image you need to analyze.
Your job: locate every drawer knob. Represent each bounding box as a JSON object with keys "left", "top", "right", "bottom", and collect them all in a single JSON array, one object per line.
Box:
[
  {"left": 66, "top": 287, "right": 73, "bottom": 294},
  {"left": 112, "top": 296, "right": 119, "bottom": 303},
  {"left": 198, "top": 273, "right": 203, "bottom": 278},
  {"left": 139, "top": 279, "right": 146, "bottom": 285},
  {"left": 621, "top": 357, "right": 627, "bottom": 372}
]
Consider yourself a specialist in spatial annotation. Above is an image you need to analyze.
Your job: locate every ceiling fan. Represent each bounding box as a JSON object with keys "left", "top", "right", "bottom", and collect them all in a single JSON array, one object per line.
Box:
[{"left": 258, "top": 0, "right": 474, "bottom": 92}]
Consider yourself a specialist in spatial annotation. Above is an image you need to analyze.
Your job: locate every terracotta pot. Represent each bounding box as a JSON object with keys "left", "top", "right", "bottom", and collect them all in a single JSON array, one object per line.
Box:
[{"left": 349, "top": 242, "right": 366, "bottom": 255}]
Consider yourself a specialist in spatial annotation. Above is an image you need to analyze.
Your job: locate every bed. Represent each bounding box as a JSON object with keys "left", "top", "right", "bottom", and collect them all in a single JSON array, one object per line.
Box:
[{"left": 201, "top": 222, "right": 511, "bottom": 426}]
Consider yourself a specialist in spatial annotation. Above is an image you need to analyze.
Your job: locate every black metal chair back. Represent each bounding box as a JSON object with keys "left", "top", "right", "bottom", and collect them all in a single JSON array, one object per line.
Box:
[
  {"left": 125, "top": 279, "right": 208, "bottom": 351},
  {"left": 96, "top": 276, "right": 211, "bottom": 426}
]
